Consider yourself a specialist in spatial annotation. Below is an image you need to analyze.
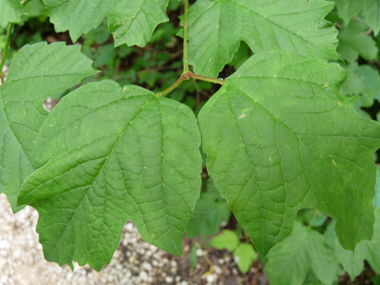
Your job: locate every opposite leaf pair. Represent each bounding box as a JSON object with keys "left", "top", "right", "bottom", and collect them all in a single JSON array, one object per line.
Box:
[{"left": 1, "top": 40, "right": 379, "bottom": 270}]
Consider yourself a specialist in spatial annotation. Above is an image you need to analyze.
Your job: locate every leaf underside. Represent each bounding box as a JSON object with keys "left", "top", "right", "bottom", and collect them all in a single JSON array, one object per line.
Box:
[
  {"left": 184, "top": 0, "right": 339, "bottom": 77},
  {"left": 198, "top": 49, "right": 380, "bottom": 255},
  {"left": 42, "top": 0, "right": 169, "bottom": 47},
  {"left": 0, "top": 42, "right": 97, "bottom": 212},
  {"left": 18, "top": 81, "right": 202, "bottom": 270}
]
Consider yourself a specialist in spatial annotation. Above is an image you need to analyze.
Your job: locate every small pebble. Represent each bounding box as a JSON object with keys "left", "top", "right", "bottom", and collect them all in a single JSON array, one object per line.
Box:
[
  {"left": 206, "top": 274, "right": 218, "bottom": 283},
  {"left": 139, "top": 271, "right": 148, "bottom": 281}
]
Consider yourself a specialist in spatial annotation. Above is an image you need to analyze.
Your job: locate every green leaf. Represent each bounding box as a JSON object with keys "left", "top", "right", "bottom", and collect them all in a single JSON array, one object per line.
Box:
[
  {"left": 332, "top": 235, "right": 364, "bottom": 280},
  {"left": 296, "top": 209, "right": 327, "bottom": 228},
  {"left": 374, "top": 166, "right": 380, "bottom": 208},
  {"left": 373, "top": 275, "right": 380, "bottom": 285},
  {"left": 198, "top": 50, "right": 380, "bottom": 255},
  {"left": 43, "top": 0, "right": 169, "bottom": 46},
  {"left": 210, "top": 230, "right": 239, "bottom": 252},
  {"left": 340, "top": 64, "right": 380, "bottom": 108},
  {"left": 353, "top": 207, "right": 380, "bottom": 274},
  {"left": 334, "top": 0, "right": 380, "bottom": 35},
  {"left": 334, "top": 0, "right": 363, "bottom": 24},
  {"left": 363, "top": 0, "right": 380, "bottom": 35},
  {"left": 108, "top": 0, "right": 169, "bottom": 47},
  {"left": 265, "top": 223, "right": 341, "bottom": 285},
  {"left": 229, "top": 42, "right": 251, "bottom": 70},
  {"left": 0, "top": 42, "right": 97, "bottom": 212},
  {"left": 233, "top": 243, "right": 257, "bottom": 273},
  {"left": 356, "top": 65, "right": 380, "bottom": 107},
  {"left": 18, "top": 81, "right": 202, "bottom": 270},
  {"left": 337, "top": 20, "right": 378, "bottom": 62},
  {"left": 183, "top": 0, "right": 339, "bottom": 77},
  {"left": 339, "top": 63, "right": 365, "bottom": 96},
  {"left": 331, "top": 208, "right": 380, "bottom": 280},
  {"left": 190, "top": 244, "right": 198, "bottom": 268},
  {"left": 186, "top": 192, "right": 230, "bottom": 241},
  {"left": 0, "top": 0, "right": 27, "bottom": 27}
]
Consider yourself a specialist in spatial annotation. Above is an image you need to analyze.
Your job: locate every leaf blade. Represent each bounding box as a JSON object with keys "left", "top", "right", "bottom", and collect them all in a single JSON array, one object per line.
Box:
[
  {"left": 108, "top": 0, "right": 169, "bottom": 47},
  {"left": 266, "top": 223, "right": 341, "bottom": 285},
  {"left": 43, "top": 0, "right": 170, "bottom": 46},
  {"left": 184, "top": 0, "right": 339, "bottom": 77},
  {"left": 18, "top": 81, "right": 202, "bottom": 269},
  {"left": 0, "top": 0, "right": 27, "bottom": 27},
  {"left": 0, "top": 42, "right": 97, "bottom": 212},
  {"left": 198, "top": 50, "right": 380, "bottom": 255}
]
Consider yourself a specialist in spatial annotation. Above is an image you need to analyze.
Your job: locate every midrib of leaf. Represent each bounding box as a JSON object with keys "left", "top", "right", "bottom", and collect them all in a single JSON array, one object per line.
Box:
[
  {"left": 42, "top": 96, "right": 155, "bottom": 260},
  {"left": 36, "top": 94, "right": 195, "bottom": 260},
  {"left": 0, "top": 90, "right": 33, "bottom": 181},
  {"left": 116, "top": 0, "right": 146, "bottom": 30},
  {"left": 188, "top": 0, "right": 217, "bottom": 28},
  {"left": 158, "top": 99, "right": 179, "bottom": 254},
  {"left": 192, "top": 1, "right": 221, "bottom": 72},
  {"left": 45, "top": 186, "right": 87, "bottom": 260},
  {"left": 345, "top": 187, "right": 371, "bottom": 234},
  {"left": 274, "top": 120, "right": 288, "bottom": 239},
  {"left": 5, "top": 0, "right": 18, "bottom": 9},
  {"left": 275, "top": 228, "right": 309, "bottom": 277},
  {"left": 241, "top": 84, "right": 370, "bottom": 222},
  {"left": 225, "top": 92, "right": 266, "bottom": 250},
  {"left": 216, "top": 1, "right": 221, "bottom": 72},
  {"left": 223, "top": 83, "right": 372, "bottom": 236}
]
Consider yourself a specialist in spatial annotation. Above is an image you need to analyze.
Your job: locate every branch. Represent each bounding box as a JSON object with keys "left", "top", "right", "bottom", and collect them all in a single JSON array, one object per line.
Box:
[
  {"left": 156, "top": 72, "right": 224, "bottom": 97},
  {"left": 183, "top": 0, "right": 190, "bottom": 73}
]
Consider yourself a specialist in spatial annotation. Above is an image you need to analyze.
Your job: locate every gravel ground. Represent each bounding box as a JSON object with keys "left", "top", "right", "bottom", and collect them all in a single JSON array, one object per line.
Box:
[
  {"left": 0, "top": 194, "right": 186, "bottom": 285},
  {"left": 0, "top": 194, "right": 269, "bottom": 285}
]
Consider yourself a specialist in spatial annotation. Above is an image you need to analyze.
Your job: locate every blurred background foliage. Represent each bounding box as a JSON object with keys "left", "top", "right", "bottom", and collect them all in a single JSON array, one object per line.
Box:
[{"left": 2, "top": 0, "right": 380, "bottom": 284}]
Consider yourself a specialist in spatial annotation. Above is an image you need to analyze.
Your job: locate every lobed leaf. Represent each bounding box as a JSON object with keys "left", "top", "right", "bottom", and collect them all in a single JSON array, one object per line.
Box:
[
  {"left": 209, "top": 230, "right": 239, "bottom": 252},
  {"left": 108, "top": 0, "right": 170, "bottom": 47},
  {"left": 0, "top": 0, "right": 26, "bottom": 27},
  {"left": 183, "top": 0, "right": 339, "bottom": 77},
  {"left": 265, "top": 222, "right": 341, "bottom": 285},
  {"left": 337, "top": 20, "right": 378, "bottom": 62},
  {"left": 18, "top": 81, "right": 202, "bottom": 270},
  {"left": 335, "top": 0, "right": 380, "bottom": 35},
  {"left": 0, "top": 42, "right": 97, "bottom": 212},
  {"left": 198, "top": 50, "right": 380, "bottom": 255},
  {"left": 340, "top": 63, "right": 380, "bottom": 108},
  {"left": 356, "top": 65, "right": 380, "bottom": 106},
  {"left": 331, "top": 208, "right": 380, "bottom": 280},
  {"left": 186, "top": 191, "right": 230, "bottom": 241},
  {"left": 233, "top": 243, "right": 257, "bottom": 274},
  {"left": 42, "top": 0, "right": 170, "bottom": 47},
  {"left": 339, "top": 63, "right": 365, "bottom": 97},
  {"left": 335, "top": 0, "right": 363, "bottom": 24},
  {"left": 363, "top": 0, "right": 380, "bottom": 35}
]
